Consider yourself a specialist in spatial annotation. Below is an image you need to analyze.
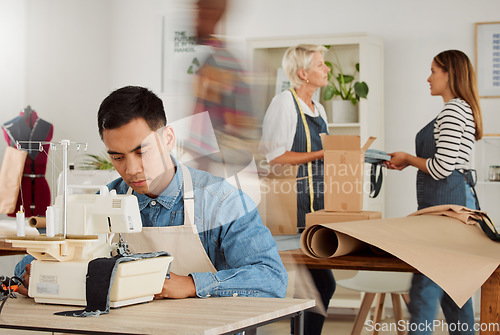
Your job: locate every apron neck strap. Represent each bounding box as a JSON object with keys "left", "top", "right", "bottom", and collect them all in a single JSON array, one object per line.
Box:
[
  {"left": 180, "top": 164, "right": 195, "bottom": 227},
  {"left": 290, "top": 88, "right": 315, "bottom": 213}
]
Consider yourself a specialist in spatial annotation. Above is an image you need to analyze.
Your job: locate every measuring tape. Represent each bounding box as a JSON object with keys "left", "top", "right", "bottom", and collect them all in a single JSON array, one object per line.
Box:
[{"left": 290, "top": 89, "right": 315, "bottom": 213}]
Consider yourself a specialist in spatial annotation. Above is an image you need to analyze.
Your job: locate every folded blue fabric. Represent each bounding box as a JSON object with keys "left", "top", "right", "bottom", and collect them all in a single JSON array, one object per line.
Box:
[
  {"left": 364, "top": 149, "right": 390, "bottom": 198},
  {"left": 54, "top": 251, "right": 170, "bottom": 317},
  {"left": 365, "top": 149, "right": 391, "bottom": 164}
]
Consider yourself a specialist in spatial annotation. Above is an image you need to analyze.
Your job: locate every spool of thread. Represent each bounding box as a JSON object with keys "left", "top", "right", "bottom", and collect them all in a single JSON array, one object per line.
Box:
[
  {"left": 16, "top": 207, "right": 25, "bottom": 237},
  {"left": 46, "top": 206, "right": 55, "bottom": 237},
  {"left": 53, "top": 205, "right": 60, "bottom": 233}
]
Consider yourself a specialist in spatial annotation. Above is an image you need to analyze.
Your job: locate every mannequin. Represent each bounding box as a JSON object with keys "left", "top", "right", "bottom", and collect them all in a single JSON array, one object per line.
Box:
[{"left": 2, "top": 106, "right": 53, "bottom": 216}]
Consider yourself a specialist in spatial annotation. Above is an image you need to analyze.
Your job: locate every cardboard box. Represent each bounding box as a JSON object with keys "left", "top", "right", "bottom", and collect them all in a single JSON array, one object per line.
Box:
[
  {"left": 258, "top": 164, "right": 298, "bottom": 235},
  {"left": 321, "top": 135, "right": 376, "bottom": 212},
  {"left": 305, "top": 209, "right": 382, "bottom": 229}
]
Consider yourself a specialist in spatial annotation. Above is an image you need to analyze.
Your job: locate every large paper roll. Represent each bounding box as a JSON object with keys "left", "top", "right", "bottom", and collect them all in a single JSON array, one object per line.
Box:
[
  {"left": 300, "top": 224, "right": 367, "bottom": 258},
  {"left": 299, "top": 213, "right": 500, "bottom": 308}
]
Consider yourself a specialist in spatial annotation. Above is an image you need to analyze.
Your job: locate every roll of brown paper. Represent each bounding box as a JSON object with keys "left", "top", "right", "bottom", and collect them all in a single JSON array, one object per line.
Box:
[{"left": 28, "top": 216, "right": 46, "bottom": 228}]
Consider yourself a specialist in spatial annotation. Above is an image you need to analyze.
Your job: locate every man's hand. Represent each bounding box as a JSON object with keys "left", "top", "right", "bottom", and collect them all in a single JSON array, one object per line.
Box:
[
  {"left": 16, "top": 263, "right": 31, "bottom": 296},
  {"left": 153, "top": 272, "right": 196, "bottom": 299}
]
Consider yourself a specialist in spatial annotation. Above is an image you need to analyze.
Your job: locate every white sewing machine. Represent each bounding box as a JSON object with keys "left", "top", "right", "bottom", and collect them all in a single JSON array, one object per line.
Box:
[{"left": 7, "top": 190, "right": 173, "bottom": 307}]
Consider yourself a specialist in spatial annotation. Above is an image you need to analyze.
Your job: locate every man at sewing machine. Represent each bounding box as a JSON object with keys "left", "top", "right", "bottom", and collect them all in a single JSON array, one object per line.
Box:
[{"left": 16, "top": 85, "right": 287, "bottom": 300}]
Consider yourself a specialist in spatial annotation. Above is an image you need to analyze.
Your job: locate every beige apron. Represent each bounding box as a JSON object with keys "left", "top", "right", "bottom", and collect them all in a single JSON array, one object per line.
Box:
[{"left": 122, "top": 164, "right": 216, "bottom": 276}]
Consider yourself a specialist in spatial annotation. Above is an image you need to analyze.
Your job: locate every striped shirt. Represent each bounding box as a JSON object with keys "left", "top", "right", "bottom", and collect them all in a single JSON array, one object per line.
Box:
[{"left": 426, "top": 98, "right": 475, "bottom": 180}]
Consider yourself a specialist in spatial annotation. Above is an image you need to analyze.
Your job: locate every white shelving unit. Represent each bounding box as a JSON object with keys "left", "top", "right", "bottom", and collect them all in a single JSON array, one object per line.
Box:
[
  {"left": 247, "top": 34, "right": 385, "bottom": 213},
  {"left": 475, "top": 134, "right": 500, "bottom": 226},
  {"left": 476, "top": 135, "right": 500, "bottom": 181}
]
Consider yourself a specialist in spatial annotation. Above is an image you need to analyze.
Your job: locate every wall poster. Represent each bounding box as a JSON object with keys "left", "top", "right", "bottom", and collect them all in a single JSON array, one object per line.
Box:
[
  {"left": 475, "top": 21, "right": 500, "bottom": 98},
  {"left": 161, "top": 9, "right": 210, "bottom": 96}
]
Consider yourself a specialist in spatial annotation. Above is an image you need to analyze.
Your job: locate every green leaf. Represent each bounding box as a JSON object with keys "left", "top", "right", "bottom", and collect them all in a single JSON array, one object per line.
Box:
[
  {"left": 354, "top": 81, "right": 369, "bottom": 99},
  {"left": 323, "top": 85, "right": 335, "bottom": 101},
  {"left": 355, "top": 63, "right": 360, "bottom": 72},
  {"left": 341, "top": 75, "right": 355, "bottom": 84}
]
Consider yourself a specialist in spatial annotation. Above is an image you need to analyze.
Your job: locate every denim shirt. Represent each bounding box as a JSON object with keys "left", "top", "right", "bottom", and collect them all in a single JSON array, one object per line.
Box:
[{"left": 16, "top": 158, "right": 288, "bottom": 299}]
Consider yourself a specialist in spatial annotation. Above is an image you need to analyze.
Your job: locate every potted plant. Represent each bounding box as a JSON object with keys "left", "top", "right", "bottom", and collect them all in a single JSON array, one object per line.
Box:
[
  {"left": 80, "top": 153, "right": 115, "bottom": 170},
  {"left": 322, "top": 46, "right": 369, "bottom": 123}
]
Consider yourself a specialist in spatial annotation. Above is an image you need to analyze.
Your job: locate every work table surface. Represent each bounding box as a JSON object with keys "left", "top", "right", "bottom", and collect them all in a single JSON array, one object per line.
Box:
[{"left": 0, "top": 295, "right": 314, "bottom": 335}]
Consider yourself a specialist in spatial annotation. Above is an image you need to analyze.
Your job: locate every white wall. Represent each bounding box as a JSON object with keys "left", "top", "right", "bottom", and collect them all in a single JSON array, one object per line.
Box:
[
  {"left": 1, "top": 0, "right": 499, "bottom": 218},
  {"left": 0, "top": 0, "right": 113, "bottom": 196},
  {"left": 107, "top": 0, "right": 197, "bottom": 124},
  {"left": 24, "top": 0, "right": 112, "bottom": 178},
  {"left": 0, "top": 0, "right": 26, "bottom": 150}
]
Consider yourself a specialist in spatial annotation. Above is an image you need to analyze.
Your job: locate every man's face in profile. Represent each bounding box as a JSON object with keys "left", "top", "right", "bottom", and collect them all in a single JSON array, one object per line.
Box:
[{"left": 102, "top": 118, "right": 175, "bottom": 197}]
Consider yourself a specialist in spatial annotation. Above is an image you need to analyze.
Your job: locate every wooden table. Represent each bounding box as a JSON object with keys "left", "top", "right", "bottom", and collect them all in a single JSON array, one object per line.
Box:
[
  {"left": 0, "top": 296, "right": 314, "bottom": 335},
  {"left": 280, "top": 249, "right": 500, "bottom": 335},
  {"left": 0, "top": 239, "right": 26, "bottom": 256},
  {"left": 0, "top": 239, "right": 314, "bottom": 334}
]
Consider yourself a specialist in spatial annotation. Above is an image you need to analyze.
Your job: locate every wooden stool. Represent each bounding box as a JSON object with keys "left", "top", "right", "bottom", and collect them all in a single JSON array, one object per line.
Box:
[{"left": 336, "top": 271, "right": 412, "bottom": 335}]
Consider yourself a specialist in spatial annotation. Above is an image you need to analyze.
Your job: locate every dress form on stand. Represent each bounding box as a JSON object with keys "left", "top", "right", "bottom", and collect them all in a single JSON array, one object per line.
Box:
[{"left": 2, "top": 106, "right": 54, "bottom": 216}]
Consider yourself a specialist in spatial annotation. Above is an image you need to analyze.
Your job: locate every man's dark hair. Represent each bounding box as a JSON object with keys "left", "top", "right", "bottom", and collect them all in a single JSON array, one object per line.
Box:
[{"left": 97, "top": 86, "right": 167, "bottom": 139}]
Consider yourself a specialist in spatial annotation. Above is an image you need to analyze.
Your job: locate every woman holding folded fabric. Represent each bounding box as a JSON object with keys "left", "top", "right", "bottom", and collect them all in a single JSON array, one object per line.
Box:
[
  {"left": 387, "top": 50, "right": 482, "bottom": 335},
  {"left": 260, "top": 44, "right": 334, "bottom": 335}
]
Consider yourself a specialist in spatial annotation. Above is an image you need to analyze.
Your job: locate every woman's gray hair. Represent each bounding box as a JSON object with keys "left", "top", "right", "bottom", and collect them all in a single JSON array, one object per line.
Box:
[{"left": 282, "top": 44, "right": 327, "bottom": 89}]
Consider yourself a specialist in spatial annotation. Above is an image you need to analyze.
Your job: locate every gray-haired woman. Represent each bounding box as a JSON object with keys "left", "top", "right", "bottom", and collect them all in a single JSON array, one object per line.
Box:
[{"left": 260, "top": 44, "right": 335, "bottom": 335}]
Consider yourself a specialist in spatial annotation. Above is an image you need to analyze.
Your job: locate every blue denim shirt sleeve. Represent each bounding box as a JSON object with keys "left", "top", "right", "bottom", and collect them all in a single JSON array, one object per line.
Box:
[
  {"left": 14, "top": 254, "right": 35, "bottom": 278},
  {"left": 189, "top": 182, "right": 288, "bottom": 299}
]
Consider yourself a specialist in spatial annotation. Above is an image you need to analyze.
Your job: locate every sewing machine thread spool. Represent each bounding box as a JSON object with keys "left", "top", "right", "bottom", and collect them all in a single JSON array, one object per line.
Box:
[
  {"left": 53, "top": 205, "right": 60, "bottom": 234},
  {"left": 16, "top": 206, "right": 25, "bottom": 237},
  {"left": 46, "top": 206, "right": 55, "bottom": 237}
]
